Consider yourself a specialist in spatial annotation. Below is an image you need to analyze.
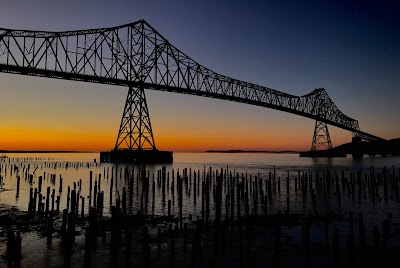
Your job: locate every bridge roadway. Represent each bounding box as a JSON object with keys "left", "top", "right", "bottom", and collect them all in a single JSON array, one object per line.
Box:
[{"left": 0, "top": 20, "right": 383, "bottom": 142}]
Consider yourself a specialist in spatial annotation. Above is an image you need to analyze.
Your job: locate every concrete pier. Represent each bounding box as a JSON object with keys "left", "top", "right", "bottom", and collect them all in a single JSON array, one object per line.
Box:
[{"left": 100, "top": 149, "right": 173, "bottom": 163}]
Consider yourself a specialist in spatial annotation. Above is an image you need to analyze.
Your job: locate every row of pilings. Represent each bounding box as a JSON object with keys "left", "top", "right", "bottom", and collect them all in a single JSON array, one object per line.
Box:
[{"left": 1, "top": 158, "right": 400, "bottom": 266}]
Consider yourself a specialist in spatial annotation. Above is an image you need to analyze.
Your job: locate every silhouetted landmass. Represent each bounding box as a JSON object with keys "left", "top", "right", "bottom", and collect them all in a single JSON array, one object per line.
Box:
[
  {"left": 206, "top": 150, "right": 299, "bottom": 154},
  {"left": 335, "top": 138, "right": 400, "bottom": 155},
  {"left": 300, "top": 138, "right": 400, "bottom": 157}
]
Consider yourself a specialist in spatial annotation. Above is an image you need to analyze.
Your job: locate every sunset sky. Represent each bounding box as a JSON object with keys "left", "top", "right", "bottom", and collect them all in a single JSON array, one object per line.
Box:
[{"left": 0, "top": 0, "right": 399, "bottom": 152}]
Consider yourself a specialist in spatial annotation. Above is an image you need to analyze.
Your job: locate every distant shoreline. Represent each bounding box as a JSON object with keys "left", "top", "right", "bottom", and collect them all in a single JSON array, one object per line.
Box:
[
  {"left": 0, "top": 150, "right": 96, "bottom": 153},
  {"left": 206, "top": 150, "right": 299, "bottom": 154},
  {"left": 0, "top": 150, "right": 300, "bottom": 154}
]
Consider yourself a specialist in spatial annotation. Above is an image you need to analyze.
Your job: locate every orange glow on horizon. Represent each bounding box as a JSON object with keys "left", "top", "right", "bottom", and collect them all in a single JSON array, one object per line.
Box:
[
  {"left": 0, "top": 120, "right": 351, "bottom": 151},
  {"left": 0, "top": 126, "right": 326, "bottom": 152},
  {"left": 0, "top": 127, "right": 114, "bottom": 151}
]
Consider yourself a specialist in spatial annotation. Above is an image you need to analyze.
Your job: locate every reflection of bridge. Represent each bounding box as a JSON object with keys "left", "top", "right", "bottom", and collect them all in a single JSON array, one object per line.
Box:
[{"left": 0, "top": 20, "right": 384, "bottom": 162}]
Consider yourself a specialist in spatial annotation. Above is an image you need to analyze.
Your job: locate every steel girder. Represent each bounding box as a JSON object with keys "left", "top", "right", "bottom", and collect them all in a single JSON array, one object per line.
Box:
[{"left": 0, "top": 20, "right": 383, "bottom": 142}]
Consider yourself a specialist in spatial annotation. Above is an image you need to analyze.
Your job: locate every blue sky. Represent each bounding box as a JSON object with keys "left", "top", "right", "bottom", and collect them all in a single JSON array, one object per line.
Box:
[{"left": 0, "top": 0, "right": 399, "bottom": 151}]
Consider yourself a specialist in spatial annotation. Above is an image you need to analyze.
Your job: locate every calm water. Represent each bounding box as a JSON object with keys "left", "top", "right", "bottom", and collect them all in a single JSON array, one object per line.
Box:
[{"left": 1, "top": 152, "right": 400, "bottom": 229}]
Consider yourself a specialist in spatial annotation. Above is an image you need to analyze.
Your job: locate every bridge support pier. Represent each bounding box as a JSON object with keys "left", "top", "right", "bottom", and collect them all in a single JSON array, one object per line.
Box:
[
  {"left": 100, "top": 86, "right": 173, "bottom": 163},
  {"left": 115, "top": 86, "right": 156, "bottom": 150},
  {"left": 311, "top": 120, "right": 332, "bottom": 151},
  {"left": 351, "top": 136, "right": 364, "bottom": 158},
  {"left": 300, "top": 120, "right": 345, "bottom": 157}
]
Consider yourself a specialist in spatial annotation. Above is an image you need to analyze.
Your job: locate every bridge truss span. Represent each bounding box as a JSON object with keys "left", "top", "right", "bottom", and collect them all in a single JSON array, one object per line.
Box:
[{"left": 0, "top": 20, "right": 383, "bottom": 152}]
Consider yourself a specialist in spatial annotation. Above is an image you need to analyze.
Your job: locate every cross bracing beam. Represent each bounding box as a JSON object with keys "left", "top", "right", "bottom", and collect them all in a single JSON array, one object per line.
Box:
[{"left": 0, "top": 20, "right": 383, "bottom": 142}]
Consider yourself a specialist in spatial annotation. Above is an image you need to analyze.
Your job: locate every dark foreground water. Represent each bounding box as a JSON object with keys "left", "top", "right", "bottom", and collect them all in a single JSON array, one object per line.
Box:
[
  {"left": 0, "top": 152, "right": 400, "bottom": 267},
  {"left": 1, "top": 152, "right": 399, "bottom": 219}
]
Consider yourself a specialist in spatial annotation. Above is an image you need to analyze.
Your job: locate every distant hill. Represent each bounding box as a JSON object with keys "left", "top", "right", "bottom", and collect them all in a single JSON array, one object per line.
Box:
[{"left": 331, "top": 138, "right": 400, "bottom": 155}]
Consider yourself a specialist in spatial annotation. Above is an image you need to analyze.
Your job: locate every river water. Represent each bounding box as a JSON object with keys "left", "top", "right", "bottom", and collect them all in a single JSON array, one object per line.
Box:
[
  {"left": 1, "top": 152, "right": 399, "bottom": 225},
  {"left": 1, "top": 152, "right": 400, "bottom": 266}
]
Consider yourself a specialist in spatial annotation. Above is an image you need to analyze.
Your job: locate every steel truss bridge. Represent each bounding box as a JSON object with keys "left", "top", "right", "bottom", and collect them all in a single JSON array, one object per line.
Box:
[{"left": 0, "top": 20, "right": 384, "bottom": 160}]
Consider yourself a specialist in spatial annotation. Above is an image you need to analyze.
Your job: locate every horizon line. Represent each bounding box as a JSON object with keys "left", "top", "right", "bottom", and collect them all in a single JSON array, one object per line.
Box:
[{"left": 0, "top": 149, "right": 301, "bottom": 154}]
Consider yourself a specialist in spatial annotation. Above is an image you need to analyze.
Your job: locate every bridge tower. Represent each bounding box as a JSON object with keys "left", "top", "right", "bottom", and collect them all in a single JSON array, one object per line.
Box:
[
  {"left": 115, "top": 86, "right": 156, "bottom": 151},
  {"left": 300, "top": 120, "right": 341, "bottom": 157},
  {"left": 100, "top": 86, "right": 173, "bottom": 163},
  {"left": 311, "top": 120, "right": 333, "bottom": 151}
]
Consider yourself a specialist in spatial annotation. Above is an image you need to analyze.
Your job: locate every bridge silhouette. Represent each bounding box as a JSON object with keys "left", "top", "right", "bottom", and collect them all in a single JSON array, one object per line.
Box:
[{"left": 0, "top": 20, "right": 384, "bottom": 162}]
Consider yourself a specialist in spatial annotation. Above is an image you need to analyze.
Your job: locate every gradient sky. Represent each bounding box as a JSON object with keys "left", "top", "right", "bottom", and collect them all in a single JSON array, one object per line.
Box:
[{"left": 0, "top": 0, "right": 399, "bottom": 151}]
